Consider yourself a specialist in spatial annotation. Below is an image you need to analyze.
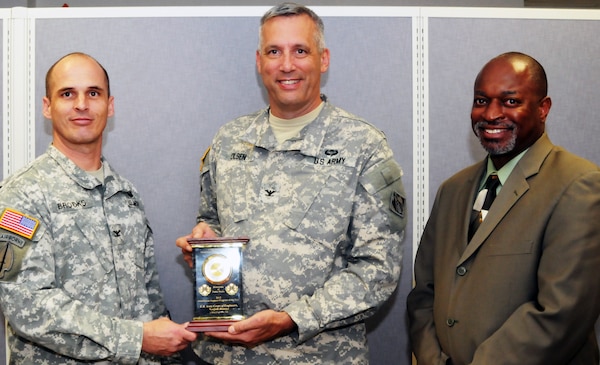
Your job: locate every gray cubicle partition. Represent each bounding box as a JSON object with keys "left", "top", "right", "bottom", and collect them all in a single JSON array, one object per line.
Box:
[
  {"left": 32, "top": 9, "right": 414, "bottom": 364},
  {"left": 427, "top": 13, "right": 600, "bottom": 202},
  {"left": 0, "top": 16, "right": 3, "bottom": 183},
  {"left": 0, "top": 6, "right": 599, "bottom": 365},
  {"left": 425, "top": 11, "right": 600, "bottom": 365},
  {"left": 0, "top": 13, "right": 4, "bottom": 365}
]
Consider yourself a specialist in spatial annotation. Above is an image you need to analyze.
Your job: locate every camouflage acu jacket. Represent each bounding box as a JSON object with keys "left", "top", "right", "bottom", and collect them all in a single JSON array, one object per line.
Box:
[
  {"left": 193, "top": 100, "right": 407, "bottom": 364},
  {"left": 0, "top": 145, "right": 170, "bottom": 364}
]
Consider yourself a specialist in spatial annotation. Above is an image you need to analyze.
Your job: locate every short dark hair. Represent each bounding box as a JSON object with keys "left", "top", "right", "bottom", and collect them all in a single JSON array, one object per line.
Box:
[{"left": 258, "top": 2, "right": 326, "bottom": 53}]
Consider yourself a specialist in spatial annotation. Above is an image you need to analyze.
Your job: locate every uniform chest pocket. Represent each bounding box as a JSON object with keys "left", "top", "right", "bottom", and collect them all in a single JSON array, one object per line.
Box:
[
  {"left": 53, "top": 206, "right": 147, "bottom": 272},
  {"left": 50, "top": 209, "right": 114, "bottom": 297},
  {"left": 284, "top": 165, "right": 356, "bottom": 246},
  {"left": 105, "top": 205, "right": 150, "bottom": 271}
]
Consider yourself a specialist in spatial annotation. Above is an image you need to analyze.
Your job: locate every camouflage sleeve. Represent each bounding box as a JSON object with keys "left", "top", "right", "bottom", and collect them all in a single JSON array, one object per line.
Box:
[
  {"left": 197, "top": 146, "right": 222, "bottom": 235},
  {"left": 284, "top": 146, "right": 407, "bottom": 342},
  {"left": 0, "top": 189, "right": 143, "bottom": 364},
  {"left": 141, "top": 219, "right": 185, "bottom": 365},
  {"left": 143, "top": 222, "right": 169, "bottom": 318}
]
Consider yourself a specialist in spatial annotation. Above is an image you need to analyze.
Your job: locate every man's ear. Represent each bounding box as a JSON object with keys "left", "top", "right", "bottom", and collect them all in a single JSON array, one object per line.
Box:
[
  {"left": 255, "top": 50, "right": 262, "bottom": 74},
  {"left": 107, "top": 95, "right": 115, "bottom": 118},
  {"left": 42, "top": 96, "right": 52, "bottom": 120},
  {"left": 539, "top": 96, "right": 552, "bottom": 123},
  {"left": 320, "top": 48, "right": 330, "bottom": 73}
]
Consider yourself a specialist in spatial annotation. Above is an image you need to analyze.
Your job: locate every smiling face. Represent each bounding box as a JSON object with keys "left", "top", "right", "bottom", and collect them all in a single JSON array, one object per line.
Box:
[
  {"left": 471, "top": 55, "right": 551, "bottom": 168},
  {"left": 256, "top": 13, "right": 330, "bottom": 119},
  {"left": 43, "top": 54, "right": 114, "bottom": 160}
]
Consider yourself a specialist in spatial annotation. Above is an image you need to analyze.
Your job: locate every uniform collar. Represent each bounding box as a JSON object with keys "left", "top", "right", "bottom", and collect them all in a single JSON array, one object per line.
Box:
[
  {"left": 242, "top": 96, "right": 332, "bottom": 158},
  {"left": 47, "top": 144, "right": 104, "bottom": 190},
  {"left": 47, "top": 144, "right": 126, "bottom": 198}
]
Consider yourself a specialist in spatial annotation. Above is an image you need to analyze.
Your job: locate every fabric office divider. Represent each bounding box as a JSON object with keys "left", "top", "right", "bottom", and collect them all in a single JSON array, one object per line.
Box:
[{"left": 1, "top": 6, "right": 599, "bottom": 364}]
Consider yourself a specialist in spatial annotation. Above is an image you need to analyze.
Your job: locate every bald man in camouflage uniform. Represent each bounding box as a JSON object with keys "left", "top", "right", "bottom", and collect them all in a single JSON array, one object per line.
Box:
[
  {"left": 176, "top": 3, "right": 406, "bottom": 364},
  {"left": 0, "top": 52, "right": 196, "bottom": 364}
]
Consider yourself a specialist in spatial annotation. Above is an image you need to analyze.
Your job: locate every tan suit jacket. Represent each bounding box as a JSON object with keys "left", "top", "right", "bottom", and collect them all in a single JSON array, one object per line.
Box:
[{"left": 408, "top": 134, "right": 600, "bottom": 365}]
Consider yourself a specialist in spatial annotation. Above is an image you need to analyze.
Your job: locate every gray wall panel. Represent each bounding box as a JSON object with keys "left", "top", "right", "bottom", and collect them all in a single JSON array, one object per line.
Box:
[
  {"left": 0, "top": 9, "right": 590, "bottom": 365},
  {"left": 34, "top": 15, "right": 413, "bottom": 364},
  {"left": 428, "top": 16, "right": 600, "bottom": 353},
  {"left": 0, "top": 15, "right": 5, "bottom": 365},
  {"left": 23, "top": 0, "right": 524, "bottom": 7},
  {"left": 35, "top": 16, "right": 269, "bottom": 365},
  {"left": 428, "top": 17, "right": 600, "bottom": 205},
  {"left": 0, "top": 17, "right": 3, "bottom": 182},
  {"left": 322, "top": 17, "right": 414, "bottom": 365}
]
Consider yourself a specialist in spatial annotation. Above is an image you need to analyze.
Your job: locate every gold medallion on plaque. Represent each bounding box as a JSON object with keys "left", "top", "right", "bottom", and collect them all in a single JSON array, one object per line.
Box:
[{"left": 202, "top": 254, "right": 232, "bottom": 285}]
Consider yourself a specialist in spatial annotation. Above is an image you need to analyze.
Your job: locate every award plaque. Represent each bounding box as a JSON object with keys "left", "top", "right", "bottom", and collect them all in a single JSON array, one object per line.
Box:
[{"left": 187, "top": 237, "right": 248, "bottom": 332}]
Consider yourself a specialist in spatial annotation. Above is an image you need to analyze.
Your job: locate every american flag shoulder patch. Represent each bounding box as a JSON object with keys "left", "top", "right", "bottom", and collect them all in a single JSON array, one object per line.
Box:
[{"left": 0, "top": 208, "right": 39, "bottom": 240}]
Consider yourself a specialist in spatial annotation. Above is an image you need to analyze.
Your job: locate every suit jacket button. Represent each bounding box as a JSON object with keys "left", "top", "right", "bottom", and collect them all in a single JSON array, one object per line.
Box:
[
  {"left": 456, "top": 266, "right": 467, "bottom": 276},
  {"left": 446, "top": 318, "right": 457, "bottom": 327}
]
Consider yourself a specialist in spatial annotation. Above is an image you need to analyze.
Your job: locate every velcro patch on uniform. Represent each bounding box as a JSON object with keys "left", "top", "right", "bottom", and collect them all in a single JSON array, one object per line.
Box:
[
  {"left": 200, "top": 147, "right": 211, "bottom": 172},
  {"left": 0, "top": 208, "right": 39, "bottom": 240},
  {"left": 390, "top": 191, "right": 405, "bottom": 218}
]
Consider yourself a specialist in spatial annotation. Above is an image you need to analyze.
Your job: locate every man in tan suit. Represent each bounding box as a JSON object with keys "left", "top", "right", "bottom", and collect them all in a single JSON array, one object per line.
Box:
[{"left": 407, "top": 52, "right": 600, "bottom": 365}]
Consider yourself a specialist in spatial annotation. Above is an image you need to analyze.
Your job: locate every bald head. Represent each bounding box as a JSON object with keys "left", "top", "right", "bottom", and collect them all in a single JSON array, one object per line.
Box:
[
  {"left": 476, "top": 52, "right": 548, "bottom": 101},
  {"left": 45, "top": 52, "right": 110, "bottom": 99}
]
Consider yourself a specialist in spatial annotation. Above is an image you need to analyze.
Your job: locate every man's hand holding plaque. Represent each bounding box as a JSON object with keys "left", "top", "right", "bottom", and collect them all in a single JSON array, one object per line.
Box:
[{"left": 202, "top": 309, "right": 297, "bottom": 348}]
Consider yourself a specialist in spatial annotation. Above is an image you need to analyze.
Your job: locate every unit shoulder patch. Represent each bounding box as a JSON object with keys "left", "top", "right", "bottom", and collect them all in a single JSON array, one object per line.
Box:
[
  {"left": 390, "top": 191, "right": 405, "bottom": 218},
  {"left": 0, "top": 231, "right": 30, "bottom": 281}
]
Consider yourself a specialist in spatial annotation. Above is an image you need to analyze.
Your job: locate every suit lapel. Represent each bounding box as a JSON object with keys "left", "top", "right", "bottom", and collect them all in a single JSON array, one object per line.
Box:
[
  {"left": 459, "top": 134, "right": 554, "bottom": 264},
  {"left": 458, "top": 168, "right": 483, "bottom": 253},
  {"left": 461, "top": 169, "right": 530, "bottom": 261}
]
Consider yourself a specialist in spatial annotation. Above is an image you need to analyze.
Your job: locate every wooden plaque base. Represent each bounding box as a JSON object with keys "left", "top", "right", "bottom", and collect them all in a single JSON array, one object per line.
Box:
[{"left": 187, "top": 319, "right": 241, "bottom": 332}]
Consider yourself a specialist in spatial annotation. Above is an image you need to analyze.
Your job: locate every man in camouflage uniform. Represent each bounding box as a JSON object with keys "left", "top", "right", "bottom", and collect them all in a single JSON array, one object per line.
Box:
[
  {"left": 0, "top": 52, "right": 196, "bottom": 364},
  {"left": 176, "top": 3, "right": 407, "bottom": 364}
]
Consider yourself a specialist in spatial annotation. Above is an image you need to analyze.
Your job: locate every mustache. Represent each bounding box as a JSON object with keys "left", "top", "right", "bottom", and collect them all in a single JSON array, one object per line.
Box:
[{"left": 473, "top": 120, "right": 515, "bottom": 130}]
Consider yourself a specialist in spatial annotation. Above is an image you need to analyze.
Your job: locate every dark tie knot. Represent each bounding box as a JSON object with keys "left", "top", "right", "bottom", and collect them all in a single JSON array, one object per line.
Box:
[
  {"left": 485, "top": 173, "right": 499, "bottom": 186},
  {"left": 482, "top": 174, "right": 500, "bottom": 210}
]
